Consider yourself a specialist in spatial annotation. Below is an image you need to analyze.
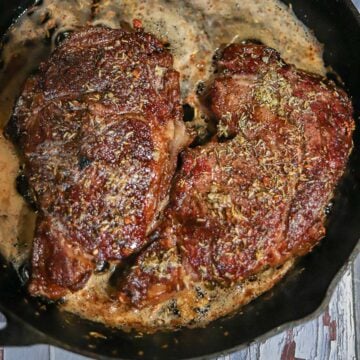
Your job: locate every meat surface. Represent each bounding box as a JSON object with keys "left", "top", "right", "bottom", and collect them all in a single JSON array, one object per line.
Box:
[
  {"left": 5, "top": 27, "right": 188, "bottom": 299},
  {"left": 118, "top": 43, "right": 354, "bottom": 307}
]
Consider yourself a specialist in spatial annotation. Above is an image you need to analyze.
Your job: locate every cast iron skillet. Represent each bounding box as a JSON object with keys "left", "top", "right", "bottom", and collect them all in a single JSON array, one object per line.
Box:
[{"left": 0, "top": 1, "right": 359, "bottom": 359}]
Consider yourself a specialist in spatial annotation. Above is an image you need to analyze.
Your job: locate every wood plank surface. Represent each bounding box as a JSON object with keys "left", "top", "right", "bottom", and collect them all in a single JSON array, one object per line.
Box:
[
  {"left": 0, "top": 1, "right": 359, "bottom": 359},
  {"left": 353, "top": 253, "right": 360, "bottom": 359}
]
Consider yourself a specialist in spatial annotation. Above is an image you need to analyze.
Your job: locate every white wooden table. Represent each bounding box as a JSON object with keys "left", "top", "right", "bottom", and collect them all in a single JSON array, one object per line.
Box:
[{"left": 1, "top": 0, "right": 359, "bottom": 358}]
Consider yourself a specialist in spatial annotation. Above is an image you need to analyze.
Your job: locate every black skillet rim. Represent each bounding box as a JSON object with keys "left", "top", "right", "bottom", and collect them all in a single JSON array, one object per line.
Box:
[{"left": 0, "top": 0, "right": 359, "bottom": 359}]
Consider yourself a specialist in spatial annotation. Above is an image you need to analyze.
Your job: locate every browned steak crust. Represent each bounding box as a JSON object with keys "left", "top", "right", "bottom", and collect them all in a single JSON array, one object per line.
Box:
[
  {"left": 118, "top": 44, "right": 354, "bottom": 307},
  {"left": 6, "top": 27, "right": 188, "bottom": 299}
]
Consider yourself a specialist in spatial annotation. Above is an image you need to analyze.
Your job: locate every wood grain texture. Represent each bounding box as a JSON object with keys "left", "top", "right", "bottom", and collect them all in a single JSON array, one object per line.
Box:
[
  {"left": 4, "top": 345, "right": 49, "bottom": 360},
  {"left": 50, "top": 348, "right": 88, "bottom": 360},
  {"left": 353, "top": 253, "right": 360, "bottom": 359}
]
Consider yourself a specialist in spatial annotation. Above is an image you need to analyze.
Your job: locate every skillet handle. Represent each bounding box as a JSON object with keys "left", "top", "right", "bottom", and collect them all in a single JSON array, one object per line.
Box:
[{"left": 0, "top": 310, "right": 47, "bottom": 346}]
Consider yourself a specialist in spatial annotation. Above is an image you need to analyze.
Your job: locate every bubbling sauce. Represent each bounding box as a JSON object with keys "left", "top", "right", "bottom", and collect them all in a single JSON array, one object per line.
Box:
[{"left": 0, "top": 0, "right": 325, "bottom": 330}]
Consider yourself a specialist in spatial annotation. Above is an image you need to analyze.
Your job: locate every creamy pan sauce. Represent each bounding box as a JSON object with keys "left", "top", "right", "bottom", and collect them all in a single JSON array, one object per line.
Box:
[{"left": 0, "top": 0, "right": 325, "bottom": 330}]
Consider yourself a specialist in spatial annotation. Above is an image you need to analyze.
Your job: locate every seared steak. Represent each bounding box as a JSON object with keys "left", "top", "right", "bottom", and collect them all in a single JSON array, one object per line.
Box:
[
  {"left": 118, "top": 44, "right": 354, "bottom": 307},
  {"left": 6, "top": 27, "right": 188, "bottom": 299}
]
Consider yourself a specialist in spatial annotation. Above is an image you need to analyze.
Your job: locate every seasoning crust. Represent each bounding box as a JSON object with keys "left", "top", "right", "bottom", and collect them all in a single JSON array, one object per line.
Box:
[
  {"left": 117, "top": 44, "right": 354, "bottom": 316},
  {"left": 6, "top": 27, "right": 188, "bottom": 299}
]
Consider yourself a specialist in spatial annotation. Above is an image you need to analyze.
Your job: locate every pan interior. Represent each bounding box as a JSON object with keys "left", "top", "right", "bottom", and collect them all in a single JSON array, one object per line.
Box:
[{"left": 0, "top": 0, "right": 359, "bottom": 359}]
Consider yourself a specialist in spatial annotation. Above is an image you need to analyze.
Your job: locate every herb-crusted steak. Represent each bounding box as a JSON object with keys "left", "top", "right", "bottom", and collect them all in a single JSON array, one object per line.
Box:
[
  {"left": 6, "top": 27, "right": 188, "bottom": 299},
  {"left": 118, "top": 43, "right": 354, "bottom": 307}
]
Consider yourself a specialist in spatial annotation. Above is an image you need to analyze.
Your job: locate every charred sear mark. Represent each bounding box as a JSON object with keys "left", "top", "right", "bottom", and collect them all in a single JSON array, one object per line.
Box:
[
  {"left": 78, "top": 155, "right": 92, "bottom": 170},
  {"left": 16, "top": 172, "right": 37, "bottom": 211}
]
